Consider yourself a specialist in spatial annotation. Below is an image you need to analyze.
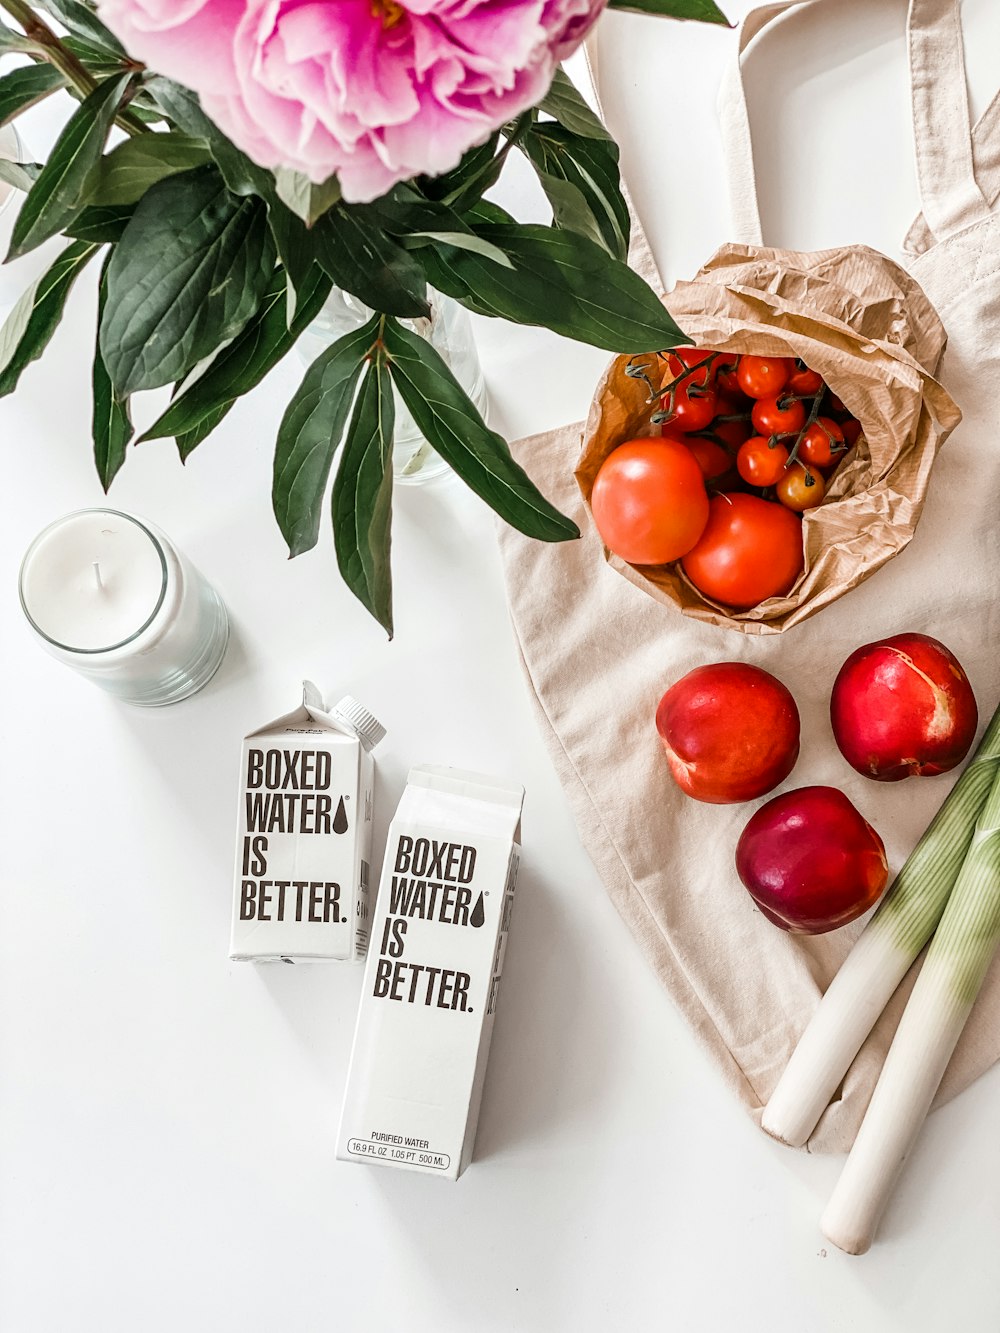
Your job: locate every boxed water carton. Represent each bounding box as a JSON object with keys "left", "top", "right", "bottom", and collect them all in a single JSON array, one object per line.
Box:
[
  {"left": 336, "top": 765, "right": 523, "bottom": 1179},
  {"left": 230, "top": 682, "right": 385, "bottom": 962}
]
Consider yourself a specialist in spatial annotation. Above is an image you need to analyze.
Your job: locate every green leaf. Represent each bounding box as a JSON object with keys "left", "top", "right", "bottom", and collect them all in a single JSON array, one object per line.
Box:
[
  {"left": 142, "top": 264, "right": 333, "bottom": 444},
  {"left": 0, "top": 159, "right": 40, "bottom": 192},
  {"left": 0, "top": 240, "right": 98, "bottom": 396},
  {"left": 8, "top": 71, "right": 133, "bottom": 258},
  {"left": 145, "top": 78, "right": 318, "bottom": 307},
  {"left": 62, "top": 34, "right": 129, "bottom": 77},
  {"left": 539, "top": 68, "right": 612, "bottom": 142},
  {"left": 383, "top": 318, "right": 578, "bottom": 543},
  {"left": 313, "top": 206, "right": 429, "bottom": 318},
  {"left": 101, "top": 163, "right": 276, "bottom": 394},
  {"left": 363, "top": 187, "right": 514, "bottom": 268},
  {"left": 401, "top": 229, "right": 514, "bottom": 267},
  {"left": 522, "top": 122, "right": 630, "bottom": 260},
  {"left": 0, "top": 19, "right": 43, "bottom": 55},
  {"left": 421, "top": 224, "right": 683, "bottom": 353},
  {"left": 421, "top": 133, "right": 500, "bottom": 203},
  {"left": 273, "top": 316, "right": 377, "bottom": 558},
  {"left": 605, "top": 0, "right": 730, "bottom": 19},
  {"left": 92, "top": 254, "right": 132, "bottom": 491},
  {"left": 64, "top": 201, "right": 132, "bottom": 242},
  {"left": 90, "top": 133, "right": 211, "bottom": 206},
  {"left": 529, "top": 168, "right": 610, "bottom": 254},
  {"left": 0, "top": 63, "right": 66, "bottom": 128},
  {"left": 177, "top": 400, "right": 233, "bottom": 461},
  {"left": 332, "top": 346, "right": 394, "bottom": 635},
  {"left": 265, "top": 201, "right": 316, "bottom": 310},
  {"left": 40, "top": 0, "right": 127, "bottom": 53},
  {"left": 145, "top": 77, "right": 274, "bottom": 199},
  {"left": 274, "top": 168, "right": 341, "bottom": 226}
]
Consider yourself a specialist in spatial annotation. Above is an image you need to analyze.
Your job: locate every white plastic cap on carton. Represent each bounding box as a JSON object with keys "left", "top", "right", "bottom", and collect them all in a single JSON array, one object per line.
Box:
[{"left": 330, "top": 695, "right": 386, "bottom": 753}]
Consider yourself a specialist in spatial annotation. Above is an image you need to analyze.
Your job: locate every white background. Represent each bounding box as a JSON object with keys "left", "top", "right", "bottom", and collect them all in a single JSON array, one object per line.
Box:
[{"left": 3, "top": 2, "right": 1000, "bottom": 1329}]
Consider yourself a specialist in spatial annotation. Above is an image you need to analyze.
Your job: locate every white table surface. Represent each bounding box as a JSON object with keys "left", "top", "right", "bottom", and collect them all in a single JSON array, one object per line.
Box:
[{"left": 4, "top": 3, "right": 1000, "bottom": 1329}]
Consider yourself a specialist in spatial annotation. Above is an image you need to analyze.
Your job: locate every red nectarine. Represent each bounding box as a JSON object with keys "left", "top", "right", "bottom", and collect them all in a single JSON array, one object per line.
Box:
[
  {"left": 655, "top": 663, "right": 800, "bottom": 804},
  {"left": 830, "top": 633, "right": 978, "bottom": 781}
]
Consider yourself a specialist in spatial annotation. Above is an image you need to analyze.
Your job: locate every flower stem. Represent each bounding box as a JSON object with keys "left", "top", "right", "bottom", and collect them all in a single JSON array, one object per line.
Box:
[{"left": 0, "top": 0, "right": 146, "bottom": 136}]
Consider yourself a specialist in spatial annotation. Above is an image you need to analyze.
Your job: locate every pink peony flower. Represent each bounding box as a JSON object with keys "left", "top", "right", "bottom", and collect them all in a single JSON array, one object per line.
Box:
[{"left": 97, "top": 0, "right": 606, "bottom": 203}]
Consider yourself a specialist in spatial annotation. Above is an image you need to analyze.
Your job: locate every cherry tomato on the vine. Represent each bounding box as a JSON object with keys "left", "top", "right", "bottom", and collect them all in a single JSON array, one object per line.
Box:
[
  {"left": 841, "top": 417, "right": 863, "bottom": 447},
  {"left": 660, "top": 379, "right": 718, "bottom": 433},
  {"left": 737, "top": 355, "right": 794, "bottom": 399},
  {"left": 685, "top": 436, "right": 733, "bottom": 481},
  {"left": 777, "top": 464, "right": 825, "bottom": 512},
  {"left": 751, "top": 394, "right": 806, "bottom": 437},
  {"left": 664, "top": 346, "right": 718, "bottom": 388},
  {"left": 716, "top": 357, "right": 743, "bottom": 396},
  {"left": 737, "top": 436, "right": 790, "bottom": 487},
  {"left": 786, "top": 363, "right": 824, "bottom": 395},
  {"left": 591, "top": 438, "right": 709, "bottom": 566},
  {"left": 682, "top": 493, "right": 805, "bottom": 608},
  {"left": 826, "top": 391, "right": 847, "bottom": 414},
  {"left": 798, "top": 418, "right": 844, "bottom": 468},
  {"left": 712, "top": 416, "right": 753, "bottom": 451}
]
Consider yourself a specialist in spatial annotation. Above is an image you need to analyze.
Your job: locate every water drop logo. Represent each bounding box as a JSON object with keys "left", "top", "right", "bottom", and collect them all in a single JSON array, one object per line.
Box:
[
  {"left": 470, "top": 893, "right": 485, "bottom": 928},
  {"left": 333, "top": 796, "right": 349, "bottom": 835}
]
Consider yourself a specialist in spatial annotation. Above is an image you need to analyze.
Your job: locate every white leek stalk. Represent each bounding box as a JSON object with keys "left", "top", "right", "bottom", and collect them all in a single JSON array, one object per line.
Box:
[
  {"left": 821, "top": 764, "right": 1000, "bottom": 1254},
  {"left": 762, "top": 708, "right": 1000, "bottom": 1148}
]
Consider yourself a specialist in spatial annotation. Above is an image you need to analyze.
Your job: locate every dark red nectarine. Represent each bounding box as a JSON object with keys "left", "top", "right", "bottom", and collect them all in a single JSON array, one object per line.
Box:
[
  {"left": 655, "top": 662, "right": 800, "bottom": 804},
  {"left": 736, "top": 786, "right": 888, "bottom": 934}
]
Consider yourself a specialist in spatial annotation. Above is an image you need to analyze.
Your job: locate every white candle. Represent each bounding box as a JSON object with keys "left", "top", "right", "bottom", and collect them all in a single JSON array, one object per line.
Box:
[{"left": 19, "top": 509, "right": 229, "bottom": 706}]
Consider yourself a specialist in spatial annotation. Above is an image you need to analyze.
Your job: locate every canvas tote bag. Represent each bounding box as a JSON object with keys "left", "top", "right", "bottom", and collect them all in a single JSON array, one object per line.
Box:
[{"left": 497, "top": 0, "right": 1000, "bottom": 1152}]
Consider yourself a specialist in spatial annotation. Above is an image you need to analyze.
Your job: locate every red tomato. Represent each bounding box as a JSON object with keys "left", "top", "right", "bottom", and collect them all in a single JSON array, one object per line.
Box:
[
  {"left": 777, "top": 464, "right": 825, "bottom": 512},
  {"left": 826, "top": 391, "right": 847, "bottom": 414},
  {"left": 751, "top": 394, "right": 806, "bottom": 437},
  {"left": 737, "top": 355, "right": 794, "bottom": 399},
  {"left": 798, "top": 418, "right": 844, "bottom": 468},
  {"left": 685, "top": 437, "right": 732, "bottom": 481},
  {"left": 737, "top": 436, "right": 789, "bottom": 487},
  {"left": 682, "top": 494, "right": 804, "bottom": 608},
  {"left": 716, "top": 357, "right": 743, "bottom": 396},
  {"left": 591, "top": 438, "right": 709, "bottom": 565},
  {"left": 841, "top": 417, "right": 863, "bottom": 447},
  {"left": 786, "top": 363, "right": 823, "bottom": 395},
  {"left": 664, "top": 346, "right": 717, "bottom": 388},
  {"left": 712, "top": 417, "right": 753, "bottom": 450},
  {"left": 660, "top": 378, "right": 718, "bottom": 433}
]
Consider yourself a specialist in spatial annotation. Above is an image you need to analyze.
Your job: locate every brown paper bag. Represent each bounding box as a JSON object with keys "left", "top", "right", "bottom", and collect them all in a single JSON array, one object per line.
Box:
[{"left": 577, "top": 243, "right": 961, "bottom": 634}]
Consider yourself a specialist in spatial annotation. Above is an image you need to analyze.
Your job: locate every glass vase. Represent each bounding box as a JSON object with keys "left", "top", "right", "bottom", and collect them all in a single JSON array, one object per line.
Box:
[{"left": 296, "top": 287, "right": 488, "bottom": 484}]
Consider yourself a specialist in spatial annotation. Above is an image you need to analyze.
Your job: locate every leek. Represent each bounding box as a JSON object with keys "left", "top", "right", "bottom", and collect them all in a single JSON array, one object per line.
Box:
[
  {"left": 821, "top": 762, "right": 1000, "bottom": 1254},
  {"left": 762, "top": 705, "right": 1000, "bottom": 1148}
]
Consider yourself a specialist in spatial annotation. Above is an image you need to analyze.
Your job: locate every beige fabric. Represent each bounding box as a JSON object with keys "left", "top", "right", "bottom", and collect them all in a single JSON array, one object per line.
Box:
[{"left": 498, "top": 0, "right": 1000, "bottom": 1152}]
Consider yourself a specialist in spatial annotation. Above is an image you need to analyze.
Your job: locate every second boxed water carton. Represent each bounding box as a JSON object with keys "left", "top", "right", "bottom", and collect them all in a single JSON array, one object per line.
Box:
[{"left": 337, "top": 765, "right": 523, "bottom": 1179}]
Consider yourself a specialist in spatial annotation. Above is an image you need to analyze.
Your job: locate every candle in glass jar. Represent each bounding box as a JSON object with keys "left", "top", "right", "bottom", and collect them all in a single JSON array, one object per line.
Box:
[{"left": 19, "top": 509, "right": 229, "bottom": 706}]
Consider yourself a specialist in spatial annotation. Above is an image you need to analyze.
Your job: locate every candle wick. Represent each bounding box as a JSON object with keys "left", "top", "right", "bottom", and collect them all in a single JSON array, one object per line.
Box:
[{"left": 93, "top": 561, "right": 104, "bottom": 592}]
